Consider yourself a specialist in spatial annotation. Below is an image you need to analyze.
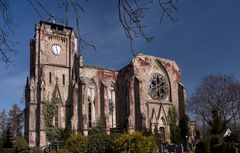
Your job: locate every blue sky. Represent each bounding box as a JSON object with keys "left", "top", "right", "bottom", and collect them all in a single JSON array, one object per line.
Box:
[{"left": 0, "top": 0, "right": 240, "bottom": 111}]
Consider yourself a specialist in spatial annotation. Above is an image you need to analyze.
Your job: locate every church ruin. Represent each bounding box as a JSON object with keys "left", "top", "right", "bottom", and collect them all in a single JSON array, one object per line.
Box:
[{"left": 25, "top": 20, "right": 186, "bottom": 147}]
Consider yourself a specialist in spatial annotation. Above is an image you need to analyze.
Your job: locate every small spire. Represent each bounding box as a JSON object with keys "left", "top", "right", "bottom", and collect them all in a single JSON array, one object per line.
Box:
[{"left": 26, "top": 77, "right": 29, "bottom": 87}]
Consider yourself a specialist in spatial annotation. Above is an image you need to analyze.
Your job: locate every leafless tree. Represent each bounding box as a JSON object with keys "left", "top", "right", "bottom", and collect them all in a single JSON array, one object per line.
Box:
[
  {"left": 118, "top": 0, "right": 178, "bottom": 54},
  {"left": 8, "top": 104, "right": 24, "bottom": 137},
  {"left": 189, "top": 74, "right": 240, "bottom": 136},
  {"left": 0, "top": 0, "right": 178, "bottom": 65}
]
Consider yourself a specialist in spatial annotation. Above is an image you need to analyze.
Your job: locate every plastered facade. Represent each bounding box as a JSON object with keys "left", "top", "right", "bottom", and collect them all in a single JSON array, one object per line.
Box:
[{"left": 25, "top": 21, "right": 186, "bottom": 147}]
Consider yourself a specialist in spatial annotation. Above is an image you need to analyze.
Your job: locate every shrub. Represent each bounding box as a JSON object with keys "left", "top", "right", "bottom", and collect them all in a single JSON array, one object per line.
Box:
[
  {"left": 195, "top": 137, "right": 210, "bottom": 153},
  {"left": 15, "top": 137, "right": 29, "bottom": 153},
  {"left": 57, "top": 148, "right": 70, "bottom": 153},
  {"left": 86, "top": 133, "right": 113, "bottom": 153},
  {"left": 60, "top": 134, "right": 87, "bottom": 153},
  {"left": 113, "top": 132, "right": 157, "bottom": 153},
  {"left": 210, "top": 135, "right": 223, "bottom": 153},
  {"left": 29, "top": 147, "right": 43, "bottom": 153},
  {"left": 1, "top": 148, "right": 15, "bottom": 153}
]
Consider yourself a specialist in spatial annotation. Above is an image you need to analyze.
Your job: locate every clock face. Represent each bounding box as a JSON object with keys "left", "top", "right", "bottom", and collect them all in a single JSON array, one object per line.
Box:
[
  {"left": 148, "top": 73, "right": 169, "bottom": 101},
  {"left": 51, "top": 44, "right": 62, "bottom": 55}
]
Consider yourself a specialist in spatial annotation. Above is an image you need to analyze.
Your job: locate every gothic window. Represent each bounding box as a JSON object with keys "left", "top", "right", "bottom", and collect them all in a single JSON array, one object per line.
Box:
[
  {"left": 62, "top": 74, "right": 65, "bottom": 85},
  {"left": 109, "top": 84, "right": 116, "bottom": 128},
  {"left": 148, "top": 73, "right": 169, "bottom": 101},
  {"left": 88, "top": 96, "right": 92, "bottom": 128},
  {"left": 54, "top": 104, "right": 59, "bottom": 127},
  {"left": 49, "top": 72, "right": 52, "bottom": 84},
  {"left": 159, "top": 127, "right": 165, "bottom": 142},
  {"left": 87, "top": 80, "right": 96, "bottom": 128}
]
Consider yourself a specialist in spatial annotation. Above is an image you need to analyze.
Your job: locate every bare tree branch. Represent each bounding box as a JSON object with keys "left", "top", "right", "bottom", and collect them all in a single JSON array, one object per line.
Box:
[
  {"left": 189, "top": 74, "right": 240, "bottom": 135},
  {"left": 0, "top": 0, "right": 179, "bottom": 65},
  {"left": 118, "top": 0, "right": 178, "bottom": 55},
  {"left": 0, "top": 0, "right": 17, "bottom": 66}
]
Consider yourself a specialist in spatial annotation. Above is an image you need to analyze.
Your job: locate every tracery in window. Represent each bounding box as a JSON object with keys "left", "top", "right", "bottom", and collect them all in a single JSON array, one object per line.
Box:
[
  {"left": 87, "top": 80, "right": 96, "bottom": 128},
  {"left": 54, "top": 98, "right": 60, "bottom": 127},
  {"left": 54, "top": 104, "right": 59, "bottom": 127},
  {"left": 109, "top": 84, "right": 116, "bottom": 128},
  {"left": 148, "top": 73, "right": 169, "bottom": 101}
]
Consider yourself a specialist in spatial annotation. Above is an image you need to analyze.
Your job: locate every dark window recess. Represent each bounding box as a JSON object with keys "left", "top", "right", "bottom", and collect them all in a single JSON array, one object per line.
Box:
[
  {"left": 63, "top": 74, "right": 65, "bottom": 85},
  {"left": 88, "top": 96, "right": 92, "bottom": 128},
  {"left": 51, "top": 24, "right": 64, "bottom": 31},
  {"left": 49, "top": 72, "right": 52, "bottom": 84}
]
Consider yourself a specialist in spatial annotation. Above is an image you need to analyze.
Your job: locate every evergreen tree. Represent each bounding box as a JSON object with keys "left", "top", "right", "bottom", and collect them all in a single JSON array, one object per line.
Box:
[
  {"left": 168, "top": 106, "right": 181, "bottom": 144},
  {"left": 9, "top": 104, "right": 24, "bottom": 137},
  {"left": 179, "top": 114, "right": 190, "bottom": 150},
  {"left": 2, "top": 122, "right": 14, "bottom": 148},
  {"left": 209, "top": 108, "right": 225, "bottom": 135}
]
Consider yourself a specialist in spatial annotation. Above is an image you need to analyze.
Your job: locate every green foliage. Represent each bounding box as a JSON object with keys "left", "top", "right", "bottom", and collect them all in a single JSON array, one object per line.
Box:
[
  {"left": 57, "top": 148, "right": 70, "bottom": 153},
  {"left": 43, "top": 101, "right": 54, "bottom": 129},
  {"left": 179, "top": 114, "right": 189, "bottom": 150},
  {"left": 2, "top": 123, "right": 14, "bottom": 148},
  {"left": 59, "top": 131, "right": 157, "bottom": 153},
  {"left": 168, "top": 106, "right": 181, "bottom": 144},
  {"left": 59, "top": 134, "right": 87, "bottom": 153},
  {"left": 196, "top": 135, "right": 226, "bottom": 153},
  {"left": 210, "top": 134, "right": 223, "bottom": 153},
  {"left": 9, "top": 104, "right": 24, "bottom": 137},
  {"left": 29, "top": 147, "right": 43, "bottom": 153},
  {"left": 15, "top": 137, "right": 29, "bottom": 153},
  {"left": 43, "top": 101, "right": 64, "bottom": 144},
  {"left": 88, "top": 117, "right": 106, "bottom": 135},
  {"left": 46, "top": 126, "right": 63, "bottom": 144},
  {"left": 62, "top": 124, "right": 72, "bottom": 142},
  {"left": 87, "top": 118, "right": 114, "bottom": 153},
  {"left": 87, "top": 133, "right": 113, "bottom": 153},
  {"left": 113, "top": 132, "right": 157, "bottom": 153},
  {"left": 209, "top": 109, "right": 225, "bottom": 135},
  {"left": 195, "top": 137, "right": 211, "bottom": 153},
  {"left": 1, "top": 148, "right": 15, "bottom": 153}
]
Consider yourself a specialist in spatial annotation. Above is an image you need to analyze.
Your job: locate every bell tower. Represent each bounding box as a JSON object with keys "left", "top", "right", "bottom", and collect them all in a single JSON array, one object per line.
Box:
[{"left": 25, "top": 20, "right": 77, "bottom": 147}]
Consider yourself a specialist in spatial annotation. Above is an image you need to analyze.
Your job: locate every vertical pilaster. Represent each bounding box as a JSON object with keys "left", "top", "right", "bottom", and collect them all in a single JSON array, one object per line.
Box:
[{"left": 128, "top": 78, "right": 135, "bottom": 132}]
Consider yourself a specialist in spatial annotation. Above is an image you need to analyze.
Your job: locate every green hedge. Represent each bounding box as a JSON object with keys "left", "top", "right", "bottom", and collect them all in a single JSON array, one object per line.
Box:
[
  {"left": 0, "top": 148, "right": 15, "bottom": 153},
  {"left": 15, "top": 137, "right": 29, "bottom": 153},
  {"left": 59, "top": 134, "right": 87, "bottom": 153},
  {"left": 58, "top": 132, "right": 158, "bottom": 153},
  {"left": 113, "top": 132, "right": 157, "bottom": 153}
]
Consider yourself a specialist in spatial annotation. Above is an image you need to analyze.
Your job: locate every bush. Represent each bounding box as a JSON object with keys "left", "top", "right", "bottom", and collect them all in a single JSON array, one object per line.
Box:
[
  {"left": 1, "top": 148, "right": 15, "bottom": 153},
  {"left": 113, "top": 132, "right": 157, "bottom": 153},
  {"left": 60, "top": 134, "right": 87, "bottom": 153},
  {"left": 86, "top": 133, "right": 113, "bottom": 153},
  {"left": 57, "top": 148, "right": 70, "bottom": 153},
  {"left": 210, "top": 134, "right": 223, "bottom": 153},
  {"left": 195, "top": 137, "right": 210, "bottom": 153},
  {"left": 29, "top": 147, "right": 43, "bottom": 153},
  {"left": 58, "top": 131, "right": 158, "bottom": 153},
  {"left": 15, "top": 137, "right": 29, "bottom": 153}
]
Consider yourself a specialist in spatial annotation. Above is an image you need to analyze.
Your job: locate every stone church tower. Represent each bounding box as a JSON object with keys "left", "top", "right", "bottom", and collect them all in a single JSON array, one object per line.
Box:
[{"left": 25, "top": 21, "right": 186, "bottom": 147}]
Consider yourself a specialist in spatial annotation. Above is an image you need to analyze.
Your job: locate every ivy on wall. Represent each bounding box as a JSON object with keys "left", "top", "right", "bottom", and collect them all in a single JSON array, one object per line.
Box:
[
  {"left": 168, "top": 106, "right": 181, "bottom": 144},
  {"left": 43, "top": 100, "right": 63, "bottom": 144}
]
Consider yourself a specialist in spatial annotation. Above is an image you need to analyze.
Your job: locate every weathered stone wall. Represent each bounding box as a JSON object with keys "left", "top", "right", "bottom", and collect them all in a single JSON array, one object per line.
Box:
[{"left": 25, "top": 21, "right": 186, "bottom": 148}]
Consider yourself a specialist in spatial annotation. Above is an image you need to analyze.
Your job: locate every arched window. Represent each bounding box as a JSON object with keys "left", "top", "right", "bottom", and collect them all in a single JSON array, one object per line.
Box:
[
  {"left": 54, "top": 104, "right": 59, "bottom": 127},
  {"left": 109, "top": 84, "right": 116, "bottom": 128},
  {"left": 88, "top": 96, "right": 92, "bottom": 128},
  {"left": 88, "top": 80, "right": 96, "bottom": 128},
  {"left": 53, "top": 98, "right": 60, "bottom": 127}
]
